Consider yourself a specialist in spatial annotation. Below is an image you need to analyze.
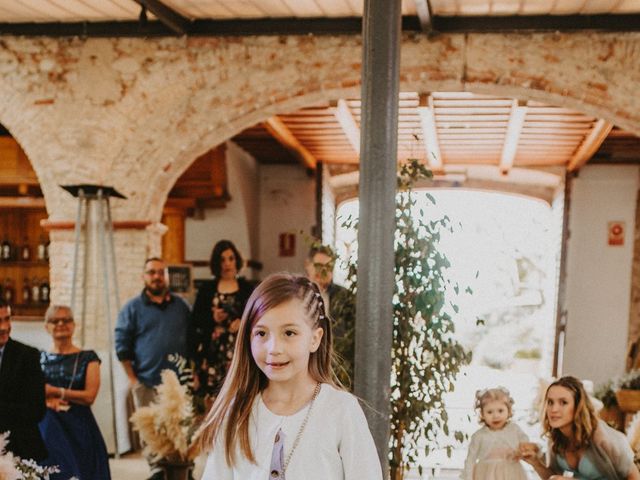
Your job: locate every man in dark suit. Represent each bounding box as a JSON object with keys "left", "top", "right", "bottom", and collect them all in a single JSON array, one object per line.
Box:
[{"left": 0, "top": 299, "right": 47, "bottom": 461}]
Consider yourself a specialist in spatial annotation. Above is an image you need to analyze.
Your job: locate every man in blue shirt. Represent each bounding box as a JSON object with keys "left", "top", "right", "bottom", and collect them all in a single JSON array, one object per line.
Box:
[{"left": 115, "top": 257, "right": 191, "bottom": 480}]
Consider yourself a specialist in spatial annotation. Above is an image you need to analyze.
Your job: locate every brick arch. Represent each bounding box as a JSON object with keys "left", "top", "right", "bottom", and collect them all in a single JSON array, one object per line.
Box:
[
  {"left": 0, "top": 33, "right": 637, "bottom": 223},
  {"left": 153, "top": 33, "right": 640, "bottom": 222}
]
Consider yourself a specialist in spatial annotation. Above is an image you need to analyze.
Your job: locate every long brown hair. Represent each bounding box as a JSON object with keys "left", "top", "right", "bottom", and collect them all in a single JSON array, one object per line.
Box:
[
  {"left": 543, "top": 376, "right": 598, "bottom": 454},
  {"left": 197, "top": 272, "right": 340, "bottom": 465}
]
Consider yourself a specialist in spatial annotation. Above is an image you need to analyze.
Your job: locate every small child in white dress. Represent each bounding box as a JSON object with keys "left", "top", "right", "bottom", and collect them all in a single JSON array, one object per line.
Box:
[{"left": 461, "top": 387, "right": 529, "bottom": 480}]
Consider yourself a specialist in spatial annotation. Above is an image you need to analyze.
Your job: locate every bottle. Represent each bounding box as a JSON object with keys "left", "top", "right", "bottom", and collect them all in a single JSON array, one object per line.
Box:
[
  {"left": 3, "top": 278, "right": 14, "bottom": 303},
  {"left": 1, "top": 238, "right": 12, "bottom": 261},
  {"left": 20, "top": 238, "right": 31, "bottom": 261},
  {"left": 22, "top": 278, "right": 31, "bottom": 304},
  {"left": 39, "top": 278, "right": 50, "bottom": 304},
  {"left": 37, "top": 236, "right": 47, "bottom": 261},
  {"left": 31, "top": 278, "right": 40, "bottom": 304}
]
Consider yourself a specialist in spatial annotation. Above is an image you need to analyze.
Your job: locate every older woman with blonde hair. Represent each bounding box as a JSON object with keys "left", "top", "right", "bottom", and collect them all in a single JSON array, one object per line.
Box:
[
  {"left": 38, "top": 304, "right": 111, "bottom": 479},
  {"left": 521, "top": 376, "right": 640, "bottom": 479}
]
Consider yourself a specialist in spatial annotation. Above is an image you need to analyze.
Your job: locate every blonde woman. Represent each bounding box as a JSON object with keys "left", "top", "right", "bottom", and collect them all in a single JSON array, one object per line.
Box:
[
  {"left": 39, "top": 305, "right": 110, "bottom": 480},
  {"left": 521, "top": 376, "right": 640, "bottom": 479}
]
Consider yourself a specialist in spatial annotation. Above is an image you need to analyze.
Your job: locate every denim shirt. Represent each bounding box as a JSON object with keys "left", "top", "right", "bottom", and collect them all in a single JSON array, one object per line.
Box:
[{"left": 115, "top": 290, "right": 191, "bottom": 387}]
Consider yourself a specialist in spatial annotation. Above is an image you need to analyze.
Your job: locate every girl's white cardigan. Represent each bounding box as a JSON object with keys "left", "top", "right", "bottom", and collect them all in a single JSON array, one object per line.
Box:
[{"left": 202, "top": 383, "right": 383, "bottom": 480}]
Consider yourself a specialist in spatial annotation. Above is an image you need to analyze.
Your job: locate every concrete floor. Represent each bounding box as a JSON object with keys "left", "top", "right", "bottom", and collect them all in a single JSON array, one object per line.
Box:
[
  {"left": 108, "top": 452, "right": 207, "bottom": 480},
  {"left": 109, "top": 453, "right": 151, "bottom": 480},
  {"left": 107, "top": 452, "right": 464, "bottom": 479}
]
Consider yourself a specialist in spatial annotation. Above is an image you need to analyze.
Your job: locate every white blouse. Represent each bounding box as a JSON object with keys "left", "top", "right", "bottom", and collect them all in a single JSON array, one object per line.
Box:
[{"left": 202, "top": 384, "right": 383, "bottom": 480}]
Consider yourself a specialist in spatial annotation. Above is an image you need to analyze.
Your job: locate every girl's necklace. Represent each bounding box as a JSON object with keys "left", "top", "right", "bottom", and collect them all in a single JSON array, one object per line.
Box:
[{"left": 282, "top": 382, "right": 322, "bottom": 474}]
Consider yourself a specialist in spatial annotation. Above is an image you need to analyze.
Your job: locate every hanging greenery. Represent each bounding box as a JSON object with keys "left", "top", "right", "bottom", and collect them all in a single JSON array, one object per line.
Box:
[{"left": 340, "top": 158, "right": 472, "bottom": 479}]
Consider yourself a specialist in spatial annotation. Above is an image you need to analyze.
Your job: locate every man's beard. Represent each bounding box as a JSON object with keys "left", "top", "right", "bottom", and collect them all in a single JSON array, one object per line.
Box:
[{"left": 146, "top": 284, "right": 166, "bottom": 296}]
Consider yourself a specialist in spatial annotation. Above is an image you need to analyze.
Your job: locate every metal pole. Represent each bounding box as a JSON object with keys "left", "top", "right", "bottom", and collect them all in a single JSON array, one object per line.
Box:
[
  {"left": 553, "top": 172, "right": 573, "bottom": 377},
  {"left": 354, "top": 0, "right": 401, "bottom": 474},
  {"left": 105, "top": 197, "right": 121, "bottom": 311},
  {"left": 80, "top": 199, "right": 90, "bottom": 346},
  {"left": 70, "top": 190, "right": 84, "bottom": 325},
  {"left": 104, "top": 197, "right": 122, "bottom": 457},
  {"left": 97, "top": 190, "right": 120, "bottom": 457}
]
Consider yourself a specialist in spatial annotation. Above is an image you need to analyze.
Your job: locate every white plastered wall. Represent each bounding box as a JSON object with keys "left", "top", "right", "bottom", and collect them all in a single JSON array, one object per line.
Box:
[
  {"left": 184, "top": 147, "right": 315, "bottom": 281},
  {"left": 258, "top": 164, "right": 316, "bottom": 277},
  {"left": 185, "top": 141, "right": 260, "bottom": 280},
  {"left": 562, "top": 165, "right": 639, "bottom": 386}
]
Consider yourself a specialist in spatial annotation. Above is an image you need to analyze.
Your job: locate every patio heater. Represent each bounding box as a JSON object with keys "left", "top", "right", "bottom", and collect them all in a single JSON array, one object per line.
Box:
[{"left": 61, "top": 184, "right": 126, "bottom": 457}]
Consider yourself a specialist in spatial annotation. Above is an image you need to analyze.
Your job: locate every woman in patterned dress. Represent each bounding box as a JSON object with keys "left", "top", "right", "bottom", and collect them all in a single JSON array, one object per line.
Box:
[{"left": 190, "top": 240, "right": 255, "bottom": 398}]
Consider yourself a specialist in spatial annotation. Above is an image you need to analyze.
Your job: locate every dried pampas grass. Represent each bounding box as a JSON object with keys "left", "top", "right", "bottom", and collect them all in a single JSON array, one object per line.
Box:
[{"left": 130, "top": 369, "right": 200, "bottom": 462}]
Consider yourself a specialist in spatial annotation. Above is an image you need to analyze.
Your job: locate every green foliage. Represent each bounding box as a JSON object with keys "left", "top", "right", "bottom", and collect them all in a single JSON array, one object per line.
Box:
[
  {"left": 341, "top": 158, "right": 472, "bottom": 479},
  {"left": 329, "top": 286, "right": 357, "bottom": 388},
  {"left": 514, "top": 348, "right": 542, "bottom": 360}
]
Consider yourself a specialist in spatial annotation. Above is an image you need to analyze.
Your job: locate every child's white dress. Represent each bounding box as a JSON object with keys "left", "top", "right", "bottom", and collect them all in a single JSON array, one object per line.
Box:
[{"left": 461, "top": 422, "right": 529, "bottom": 480}]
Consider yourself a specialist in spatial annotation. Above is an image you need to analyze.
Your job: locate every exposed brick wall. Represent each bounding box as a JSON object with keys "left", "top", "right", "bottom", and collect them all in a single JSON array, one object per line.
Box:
[
  {"left": 0, "top": 32, "right": 638, "bottom": 347},
  {"left": 0, "top": 33, "right": 637, "bottom": 222}
]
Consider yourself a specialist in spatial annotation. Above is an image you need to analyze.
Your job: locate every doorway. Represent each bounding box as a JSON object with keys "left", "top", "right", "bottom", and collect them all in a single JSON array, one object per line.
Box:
[{"left": 334, "top": 188, "right": 562, "bottom": 476}]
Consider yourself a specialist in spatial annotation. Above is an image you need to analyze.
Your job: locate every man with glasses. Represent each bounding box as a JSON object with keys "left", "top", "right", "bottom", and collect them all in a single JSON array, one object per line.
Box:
[
  {"left": 115, "top": 257, "right": 191, "bottom": 480},
  {"left": 0, "top": 299, "right": 48, "bottom": 461},
  {"left": 304, "top": 244, "right": 356, "bottom": 387}
]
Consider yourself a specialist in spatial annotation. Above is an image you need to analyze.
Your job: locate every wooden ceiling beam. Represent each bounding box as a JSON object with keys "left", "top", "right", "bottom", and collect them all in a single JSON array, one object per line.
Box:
[
  {"left": 0, "top": 197, "right": 45, "bottom": 208},
  {"left": 331, "top": 99, "right": 360, "bottom": 154},
  {"left": 131, "top": 0, "right": 191, "bottom": 35},
  {"left": 418, "top": 94, "right": 442, "bottom": 171},
  {"left": 2, "top": 14, "right": 640, "bottom": 38},
  {"left": 263, "top": 116, "right": 317, "bottom": 171},
  {"left": 164, "top": 197, "right": 197, "bottom": 209},
  {"left": 567, "top": 119, "right": 614, "bottom": 172},
  {"left": 499, "top": 99, "right": 528, "bottom": 174},
  {"left": 413, "top": 0, "right": 433, "bottom": 34}
]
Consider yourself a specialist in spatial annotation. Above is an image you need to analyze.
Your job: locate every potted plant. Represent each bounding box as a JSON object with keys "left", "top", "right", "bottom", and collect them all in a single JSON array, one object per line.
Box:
[
  {"left": 341, "top": 158, "right": 472, "bottom": 479},
  {"left": 595, "top": 380, "right": 625, "bottom": 430},
  {"left": 615, "top": 370, "right": 640, "bottom": 413},
  {"left": 130, "top": 368, "right": 199, "bottom": 480}
]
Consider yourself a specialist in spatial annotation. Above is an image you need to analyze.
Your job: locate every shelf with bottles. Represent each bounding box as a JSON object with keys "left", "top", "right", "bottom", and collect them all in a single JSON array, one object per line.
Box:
[
  {"left": 0, "top": 208, "right": 50, "bottom": 318},
  {"left": 0, "top": 276, "right": 51, "bottom": 307},
  {"left": 0, "top": 235, "right": 50, "bottom": 264}
]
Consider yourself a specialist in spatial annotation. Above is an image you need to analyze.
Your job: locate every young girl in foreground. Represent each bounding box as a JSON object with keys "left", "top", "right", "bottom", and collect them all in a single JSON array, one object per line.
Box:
[
  {"left": 199, "top": 273, "right": 382, "bottom": 480},
  {"left": 461, "top": 387, "right": 529, "bottom": 480}
]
